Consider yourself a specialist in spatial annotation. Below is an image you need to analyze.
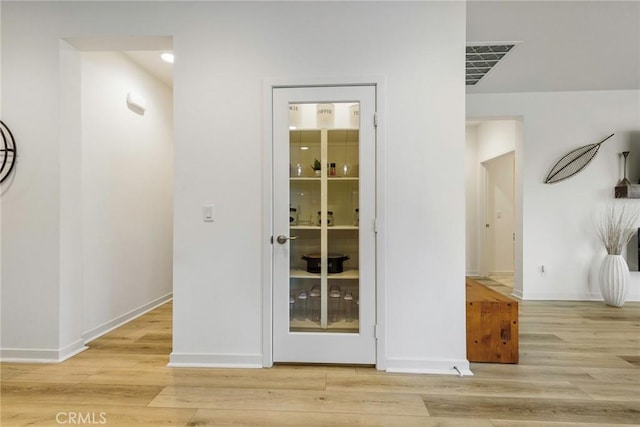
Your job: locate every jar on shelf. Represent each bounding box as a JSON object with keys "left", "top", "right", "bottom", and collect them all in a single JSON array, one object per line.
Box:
[
  {"left": 343, "top": 291, "right": 355, "bottom": 322},
  {"left": 290, "top": 207, "right": 298, "bottom": 226},
  {"left": 330, "top": 163, "right": 336, "bottom": 176},
  {"left": 353, "top": 208, "right": 359, "bottom": 226},
  {"left": 328, "top": 286, "right": 342, "bottom": 323},
  {"left": 309, "top": 285, "right": 321, "bottom": 322},
  {"left": 289, "top": 296, "right": 295, "bottom": 321},
  {"left": 316, "top": 211, "right": 334, "bottom": 227},
  {"left": 295, "top": 290, "right": 308, "bottom": 321},
  {"left": 316, "top": 103, "right": 335, "bottom": 129},
  {"left": 349, "top": 104, "right": 360, "bottom": 129}
]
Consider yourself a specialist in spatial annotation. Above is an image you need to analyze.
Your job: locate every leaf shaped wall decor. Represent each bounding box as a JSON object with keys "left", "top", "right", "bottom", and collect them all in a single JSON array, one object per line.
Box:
[{"left": 544, "top": 134, "right": 614, "bottom": 184}]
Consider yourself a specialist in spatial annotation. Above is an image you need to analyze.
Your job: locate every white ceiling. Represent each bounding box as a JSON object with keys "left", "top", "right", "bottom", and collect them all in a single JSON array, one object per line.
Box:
[
  {"left": 466, "top": 1, "right": 640, "bottom": 93},
  {"left": 124, "top": 51, "right": 174, "bottom": 88},
  {"left": 116, "top": 2, "right": 639, "bottom": 94}
]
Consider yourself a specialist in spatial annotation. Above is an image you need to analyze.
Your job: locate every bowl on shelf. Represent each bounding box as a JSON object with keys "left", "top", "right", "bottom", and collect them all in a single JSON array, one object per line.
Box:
[{"left": 301, "top": 253, "right": 349, "bottom": 274}]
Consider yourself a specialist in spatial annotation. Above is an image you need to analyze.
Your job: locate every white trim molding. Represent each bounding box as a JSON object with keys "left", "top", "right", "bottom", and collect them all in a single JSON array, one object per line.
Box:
[
  {"left": 385, "top": 357, "right": 473, "bottom": 376},
  {"left": 520, "top": 291, "right": 635, "bottom": 301},
  {"left": 1, "top": 340, "right": 88, "bottom": 363},
  {"left": 168, "top": 353, "right": 263, "bottom": 368}
]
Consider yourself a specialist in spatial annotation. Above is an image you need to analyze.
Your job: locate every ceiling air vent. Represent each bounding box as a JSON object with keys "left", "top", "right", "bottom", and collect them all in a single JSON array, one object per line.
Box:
[{"left": 466, "top": 43, "right": 516, "bottom": 86}]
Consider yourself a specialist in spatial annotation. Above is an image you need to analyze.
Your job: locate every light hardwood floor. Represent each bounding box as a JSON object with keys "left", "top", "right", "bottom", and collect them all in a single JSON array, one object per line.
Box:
[{"left": 2, "top": 282, "right": 639, "bottom": 426}]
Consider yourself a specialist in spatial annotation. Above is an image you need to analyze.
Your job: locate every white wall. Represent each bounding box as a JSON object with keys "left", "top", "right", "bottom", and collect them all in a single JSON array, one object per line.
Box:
[
  {"left": 1, "top": 3, "right": 64, "bottom": 358},
  {"left": 80, "top": 51, "right": 173, "bottom": 340},
  {"left": 59, "top": 40, "right": 84, "bottom": 357},
  {"left": 477, "top": 120, "right": 517, "bottom": 163},
  {"left": 468, "top": 90, "right": 640, "bottom": 301},
  {"left": 1, "top": 1, "right": 468, "bottom": 373}
]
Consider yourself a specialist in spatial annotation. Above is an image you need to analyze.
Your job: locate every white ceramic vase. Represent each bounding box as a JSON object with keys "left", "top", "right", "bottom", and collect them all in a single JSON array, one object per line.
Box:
[{"left": 599, "top": 254, "right": 630, "bottom": 307}]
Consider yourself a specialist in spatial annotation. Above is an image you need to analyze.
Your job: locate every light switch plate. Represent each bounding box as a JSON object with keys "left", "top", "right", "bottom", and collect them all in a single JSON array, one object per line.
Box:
[{"left": 203, "top": 205, "right": 214, "bottom": 222}]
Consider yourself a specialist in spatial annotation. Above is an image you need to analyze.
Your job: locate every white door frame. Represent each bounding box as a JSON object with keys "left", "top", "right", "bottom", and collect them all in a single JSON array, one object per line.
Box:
[
  {"left": 478, "top": 162, "right": 490, "bottom": 278},
  {"left": 261, "top": 77, "right": 387, "bottom": 369}
]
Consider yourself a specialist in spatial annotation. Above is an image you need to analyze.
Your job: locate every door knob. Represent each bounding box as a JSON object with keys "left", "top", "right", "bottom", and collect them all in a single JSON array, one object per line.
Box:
[{"left": 276, "top": 235, "right": 297, "bottom": 244}]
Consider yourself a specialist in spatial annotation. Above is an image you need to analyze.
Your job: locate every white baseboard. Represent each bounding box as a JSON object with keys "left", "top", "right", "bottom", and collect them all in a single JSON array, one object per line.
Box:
[
  {"left": 82, "top": 292, "right": 173, "bottom": 343},
  {"left": 511, "top": 288, "right": 524, "bottom": 299},
  {"left": 59, "top": 339, "right": 89, "bottom": 361},
  {"left": 520, "top": 291, "right": 599, "bottom": 301},
  {"left": 466, "top": 270, "right": 480, "bottom": 277},
  {"left": 488, "top": 271, "right": 514, "bottom": 276},
  {"left": 517, "top": 291, "right": 639, "bottom": 301},
  {"left": 385, "top": 357, "right": 473, "bottom": 376},
  {"left": 168, "top": 352, "right": 263, "bottom": 368},
  {"left": 1, "top": 339, "right": 88, "bottom": 363}
]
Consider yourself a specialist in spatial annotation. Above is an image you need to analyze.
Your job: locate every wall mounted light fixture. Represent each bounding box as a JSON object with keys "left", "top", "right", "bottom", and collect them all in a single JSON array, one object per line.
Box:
[
  {"left": 160, "top": 52, "right": 174, "bottom": 63},
  {"left": 126, "top": 92, "right": 146, "bottom": 115}
]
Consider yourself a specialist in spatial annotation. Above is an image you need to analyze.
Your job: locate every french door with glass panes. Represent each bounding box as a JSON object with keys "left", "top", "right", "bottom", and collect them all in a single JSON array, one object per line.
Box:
[{"left": 272, "top": 85, "right": 376, "bottom": 364}]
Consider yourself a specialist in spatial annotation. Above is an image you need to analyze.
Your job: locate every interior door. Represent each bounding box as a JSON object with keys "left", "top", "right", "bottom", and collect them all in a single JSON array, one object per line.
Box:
[{"left": 272, "top": 85, "right": 376, "bottom": 364}]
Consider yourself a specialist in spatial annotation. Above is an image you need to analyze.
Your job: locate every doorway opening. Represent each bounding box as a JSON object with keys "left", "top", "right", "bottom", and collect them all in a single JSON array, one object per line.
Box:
[
  {"left": 465, "top": 118, "right": 522, "bottom": 298},
  {"left": 482, "top": 152, "right": 515, "bottom": 288},
  {"left": 59, "top": 36, "right": 174, "bottom": 360}
]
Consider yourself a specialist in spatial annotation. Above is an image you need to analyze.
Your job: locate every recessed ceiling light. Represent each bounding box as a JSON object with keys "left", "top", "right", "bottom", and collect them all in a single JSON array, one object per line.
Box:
[
  {"left": 161, "top": 53, "right": 174, "bottom": 64},
  {"left": 300, "top": 146, "right": 309, "bottom": 150},
  {"left": 466, "top": 43, "right": 517, "bottom": 86},
  {"left": 289, "top": 126, "right": 297, "bottom": 130}
]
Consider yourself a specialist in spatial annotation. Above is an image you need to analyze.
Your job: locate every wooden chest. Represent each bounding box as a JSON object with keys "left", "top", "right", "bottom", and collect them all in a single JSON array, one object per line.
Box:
[{"left": 466, "top": 278, "right": 519, "bottom": 364}]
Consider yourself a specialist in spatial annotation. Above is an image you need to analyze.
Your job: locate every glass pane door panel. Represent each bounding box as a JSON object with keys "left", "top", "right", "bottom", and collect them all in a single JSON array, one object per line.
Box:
[{"left": 288, "top": 102, "right": 360, "bottom": 334}]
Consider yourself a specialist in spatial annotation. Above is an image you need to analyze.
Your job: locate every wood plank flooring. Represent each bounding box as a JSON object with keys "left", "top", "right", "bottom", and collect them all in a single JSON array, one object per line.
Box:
[{"left": 2, "top": 281, "right": 640, "bottom": 426}]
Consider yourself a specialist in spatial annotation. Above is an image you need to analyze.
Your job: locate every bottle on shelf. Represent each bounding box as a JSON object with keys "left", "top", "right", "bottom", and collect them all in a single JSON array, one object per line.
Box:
[
  {"left": 330, "top": 163, "right": 336, "bottom": 176},
  {"left": 343, "top": 291, "right": 355, "bottom": 322},
  {"left": 309, "top": 285, "right": 321, "bottom": 322},
  {"left": 329, "top": 286, "right": 342, "bottom": 323},
  {"left": 316, "top": 211, "right": 334, "bottom": 227},
  {"left": 295, "top": 290, "right": 308, "bottom": 321}
]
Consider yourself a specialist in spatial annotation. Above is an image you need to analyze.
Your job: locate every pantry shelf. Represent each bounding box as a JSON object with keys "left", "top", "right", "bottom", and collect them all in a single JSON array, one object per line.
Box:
[
  {"left": 290, "top": 177, "right": 358, "bottom": 181},
  {"left": 290, "top": 269, "right": 359, "bottom": 280},
  {"left": 290, "top": 225, "right": 358, "bottom": 230},
  {"left": 290, "top": 319, "right": 360, "bottom": 333}
]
